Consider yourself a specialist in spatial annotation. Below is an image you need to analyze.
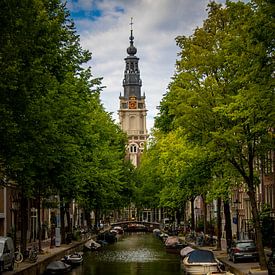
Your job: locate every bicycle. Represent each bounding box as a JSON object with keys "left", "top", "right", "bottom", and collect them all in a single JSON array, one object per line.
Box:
[
  {"left": 185, "top": 232, "right": 196, "bottom": 243},
  {"left": 26, "top": 245, "right": 38, "bottom": 263},
  {"left": 14, "top": 244, "right": 23, "bottom": 264}
]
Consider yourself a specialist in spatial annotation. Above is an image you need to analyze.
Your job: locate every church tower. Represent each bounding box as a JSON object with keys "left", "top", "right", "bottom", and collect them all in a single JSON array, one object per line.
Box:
[{"left": 118, "top": 20, "right": 148, "bottom": 167}]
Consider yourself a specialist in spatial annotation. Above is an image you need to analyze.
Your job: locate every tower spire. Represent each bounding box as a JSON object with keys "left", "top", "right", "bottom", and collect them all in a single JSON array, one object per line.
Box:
[
  {"left": 130, "top": 17, "right": 134, "bottom": 44},
  {"left": 127, "top": 17, "right": 137, "bottom": 56}
]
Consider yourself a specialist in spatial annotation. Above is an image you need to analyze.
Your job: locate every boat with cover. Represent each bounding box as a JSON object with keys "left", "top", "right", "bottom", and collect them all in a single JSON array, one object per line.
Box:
[
  {"left": 180, "top": 246, "right": 195, "bottom": 258},
  {"left": 159, "top": 232, "right": 169, "bottom": 242},
  {"left": 182, "top": 249, "right": 224, "bottom": 275},
  {"left": 113, "top": 226, "right": 124, "bottom": 234},
  {"left": 206, "top": 272, "right": 234, "bottom": 275},
  {"left": 84, "top": 239, "right": 101, "bottom": 251},
  {"left": 153, "top": 228, "right": 161, "bottom": 237},
  {"left": 45, "top": 260, "right": 71, "bottom": 274},
  {"left": 97, "top": 231, "right": 117, "bottom": 244},
  {"left": 61, "top": 252, "right": 83, "bottom": 265},
  {"left": 165, "top": 236, "right": 187, "bottom": 254}
]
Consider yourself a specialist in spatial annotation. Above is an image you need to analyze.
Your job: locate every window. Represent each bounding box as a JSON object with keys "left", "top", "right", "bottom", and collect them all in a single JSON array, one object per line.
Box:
[
  {"left": 264, "top": 150, "right": 273, "bottom": 174},
  {"left": 129, "top": 144, "right": 138, "bottom": 153}
]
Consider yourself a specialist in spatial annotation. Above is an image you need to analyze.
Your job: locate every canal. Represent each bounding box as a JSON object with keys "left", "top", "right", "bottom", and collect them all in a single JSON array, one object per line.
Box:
[{"left": 68, "top": 232, "right": 184, "bottom": 275}]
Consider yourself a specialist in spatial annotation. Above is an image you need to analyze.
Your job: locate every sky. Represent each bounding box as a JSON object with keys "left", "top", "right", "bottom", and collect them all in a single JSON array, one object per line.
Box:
[{"left": 65, "top": 0, "right": 230, "bottom": 132}]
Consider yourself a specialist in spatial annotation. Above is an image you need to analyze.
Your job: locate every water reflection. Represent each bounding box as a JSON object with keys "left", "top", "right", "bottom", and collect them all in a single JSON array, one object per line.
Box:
[{"left": 68, "top": 232, "right": 184, "bottom": 275}]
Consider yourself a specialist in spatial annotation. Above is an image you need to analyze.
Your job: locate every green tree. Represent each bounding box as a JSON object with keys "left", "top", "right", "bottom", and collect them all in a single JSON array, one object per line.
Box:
[
  {"left": 0, "top": 0, "right": 103, "bottom": 249},
  {"left": 137, "top": 128, "right": 214, "bottom": 228},
  {"left": 76, "top": 106, "right": 129, "bottom": 228},
  {"left": 156, "top": 1, "right": 274, "bottom": 269}
]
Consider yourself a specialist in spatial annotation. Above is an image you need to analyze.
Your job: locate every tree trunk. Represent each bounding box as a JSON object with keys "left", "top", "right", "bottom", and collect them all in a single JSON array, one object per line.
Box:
[
  {"left": 65, "top": 202, "right": 71, "bottom": 233},
  {"left": 231, "top": 151, "right": 267, "bottom": 270},
  {"left": 247, "top": 148, "right": 267, "bottom": 270},
  {"left": 20, "top": 195, "right": 28, "bottom": 254},
  {"left": 223, "top": 200, "right": 232, "bottom": 252},
  {"left": 84, "top": 209, "right": 91, "bottom": 228},
  {"left": 94, "top": 208, "right": 100, "bottom": 230},
  {"left": 60, "top": 200, "right": 65, "bottom": 244},
  {"left": 216, "top": 198, "right": 222, "bottom": 250},
  {"left": 202, "top": 197, "right": 207, "bottom": 234},
  {"left": 37, "top": 194, "right": 42, "bottom": 252},
  {"left": 247, "top": 186, "right": 267, "bottom": 269},
  {"left": 175, "top": 209, "right": 180, "bottom": 227},
  {"left": 190, "top": 197, "right": 195, "bottom": 231}
]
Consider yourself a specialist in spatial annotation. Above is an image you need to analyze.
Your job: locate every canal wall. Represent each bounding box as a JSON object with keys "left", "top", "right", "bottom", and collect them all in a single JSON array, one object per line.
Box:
[
  {"left": 10, "top": 228, "right": 112, "bottom": 275},
  {"left": 13, "top": 240, "right": 87, "bottom": 275}
]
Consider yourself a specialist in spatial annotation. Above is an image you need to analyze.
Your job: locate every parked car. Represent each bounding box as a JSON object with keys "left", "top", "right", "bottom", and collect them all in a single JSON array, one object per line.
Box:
[
  {"left": 267, "top": 250, "right": 275, "bottom": 275},
  {"left": 228, "top": 239, "right": 259, "bottom": 263},
  {"left": 0, "top": 236, "right": 15, "bottom": 272}
]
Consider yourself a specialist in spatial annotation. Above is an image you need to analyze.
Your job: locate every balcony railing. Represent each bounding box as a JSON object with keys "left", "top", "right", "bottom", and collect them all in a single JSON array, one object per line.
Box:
[{"left": 127, "top": 130, "right": 147, "bottom": 135}]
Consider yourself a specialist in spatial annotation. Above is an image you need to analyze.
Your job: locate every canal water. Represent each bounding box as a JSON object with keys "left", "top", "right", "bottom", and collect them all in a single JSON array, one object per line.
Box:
[{"left": 68, "top": 232, "right": 184, "bottom": 275}]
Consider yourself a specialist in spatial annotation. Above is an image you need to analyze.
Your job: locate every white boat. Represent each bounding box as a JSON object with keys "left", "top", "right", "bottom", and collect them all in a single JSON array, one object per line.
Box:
[
  {"left": 153, "top": 228, "right": 161, "bottom": 237},
  {"left": 206, "top": 272, "right": 234, "bottom": 275},
  {"left": 159, "top": 232, "right": 169, "bottom": 242},
  {"left": 180, "top": 246, "right": 194, "bottom": 258},
  {"left": 84, "top": 239, "right": 101, "bottom": 250},
  {"left": 62, "top": 252, "right": 83, "bottom": 265},
  {"left": 110, "top": 229, "right": 119, "bottom": 235},
  {"left": 113, "top": 226, "right": 124, "bottom": 234},
  {"left": 182, "top": 249, "right": 224, "bottom": 275},
  {"left": 165, "top": 236, "right": 186, "bottom": 253}
]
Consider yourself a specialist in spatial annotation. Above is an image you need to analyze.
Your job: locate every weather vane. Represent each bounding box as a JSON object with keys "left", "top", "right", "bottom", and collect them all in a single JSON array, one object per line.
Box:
[{"left": 130, "top": 17, "right": 133, "bottom": 31}]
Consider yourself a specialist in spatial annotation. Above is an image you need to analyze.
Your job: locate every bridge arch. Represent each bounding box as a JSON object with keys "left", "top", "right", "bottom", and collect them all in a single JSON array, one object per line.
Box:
[{"left": 111, "top": 221, "right": 161, "bottom": 232}]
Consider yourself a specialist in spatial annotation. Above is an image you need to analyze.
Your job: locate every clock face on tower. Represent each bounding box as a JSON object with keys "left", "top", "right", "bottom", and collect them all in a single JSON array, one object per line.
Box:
[
  {"left": 129, "top": 96, "right": 137, "bottom": 109},
  {"left": 129, "top": 101, "right": 136, "bottom": 109}
]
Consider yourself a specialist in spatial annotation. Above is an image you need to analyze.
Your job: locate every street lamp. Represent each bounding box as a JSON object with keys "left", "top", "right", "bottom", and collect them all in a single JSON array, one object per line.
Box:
[{"left": 233, "top": 199, "right": 241, "bottom": 240}]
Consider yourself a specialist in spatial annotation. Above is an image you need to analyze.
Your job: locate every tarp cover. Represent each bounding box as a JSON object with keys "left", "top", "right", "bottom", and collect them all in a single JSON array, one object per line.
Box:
[
  {"left": 187, "top": 250, "right": 216, "bottom": 263},
  {"left": 165, "top": 236, "right": 180, "bottom": 246},
  {"left": 46, "top": 261, "right": 70, "bottom": 271},
  {"left": 85, "top": 239, "right": 101, "bottom": 249},
  {"left": 180, "top": 246, "right": 194, "bottom": 257}
]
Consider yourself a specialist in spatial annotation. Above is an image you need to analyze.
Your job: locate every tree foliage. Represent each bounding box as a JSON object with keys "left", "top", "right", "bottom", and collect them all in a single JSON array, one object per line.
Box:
[
  {"left": 154, "top": 0, "right": 274, "bottom": 269},
  {"left": 0, "top": 0, "right": 132, "bottom": 246}
]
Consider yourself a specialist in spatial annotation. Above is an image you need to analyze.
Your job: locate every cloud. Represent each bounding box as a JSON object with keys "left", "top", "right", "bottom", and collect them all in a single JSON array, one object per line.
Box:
[{"left": 66, "top": 0, "right": 229, "bottom": 132}]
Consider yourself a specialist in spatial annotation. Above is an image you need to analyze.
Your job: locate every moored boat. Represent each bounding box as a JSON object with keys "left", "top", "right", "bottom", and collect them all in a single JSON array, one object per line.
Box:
[
  {"left": 110, "top": 229, "right": 119, "bottom": 235},
  {"left": 153, "top": 228, "right": 161, "bottom": 237},
  {"left": 165, "top": 236, "right": 187, "bottom": 254},
  {"left": 61, "top": 252, "right": 83, "bottom": 265},
  {"left": 159, "top": 232, "right": 169, "bottom": 242},
  {"left": 45, "top": 260, "right": 71, "bottom": 274},
  {"left": 180, "top": 246, "right": 194, "bottom": 258},
  {"left": 97, "top": 231, "right": 117, "bottom": 244},
  {"left": 206, "top": 272, "right": 234, "bottom": 275},
  {"left": 182, "top": 249, "right": 224, "bottom": 275},
  {"left": 113, "top": 226, "right": 124, "bottom": 234},
  {"left": 84, "top": 239, "right": 101, "bottom": 251}
]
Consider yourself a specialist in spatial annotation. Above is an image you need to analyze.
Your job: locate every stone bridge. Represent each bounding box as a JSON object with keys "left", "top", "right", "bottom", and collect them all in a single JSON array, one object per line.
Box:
[{"left": 111, "top": 221, "right": 161, "bottom": 232}]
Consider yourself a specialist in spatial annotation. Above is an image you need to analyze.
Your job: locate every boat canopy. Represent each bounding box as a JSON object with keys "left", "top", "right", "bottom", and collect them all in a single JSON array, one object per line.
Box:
[
  {"left": 180, "top": 246, "right": 194, "bottom": 257},
  {"left": 188, "top": 250, "right": 216, "bottom": 263}
]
